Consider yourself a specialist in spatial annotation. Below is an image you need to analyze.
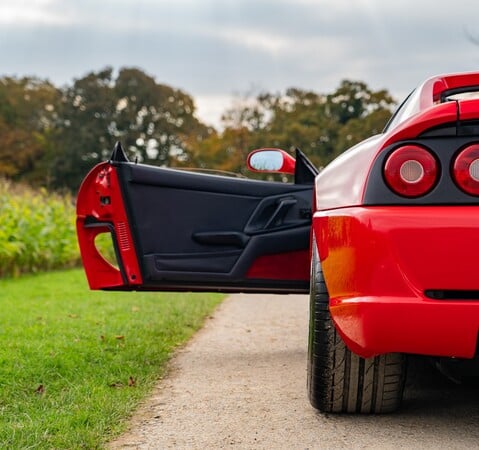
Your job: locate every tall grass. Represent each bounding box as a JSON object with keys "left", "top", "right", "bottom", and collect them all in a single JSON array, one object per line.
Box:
[{"left": 0, "top": 179, "right": 80, "bottom": 277}]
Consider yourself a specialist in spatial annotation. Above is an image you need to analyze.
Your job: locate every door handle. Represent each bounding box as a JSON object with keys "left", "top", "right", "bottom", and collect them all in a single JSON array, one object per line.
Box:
[{"left": 263, "top": 198, "right": 297, "bottom": 229}]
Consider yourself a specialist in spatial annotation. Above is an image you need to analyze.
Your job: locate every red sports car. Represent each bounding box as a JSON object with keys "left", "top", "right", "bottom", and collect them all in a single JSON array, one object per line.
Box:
[{"left": 76, "top": 72, "right": 479, "bottom": 413}]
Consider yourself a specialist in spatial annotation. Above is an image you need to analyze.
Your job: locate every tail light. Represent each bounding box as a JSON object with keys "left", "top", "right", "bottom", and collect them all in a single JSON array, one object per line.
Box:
[
  {"left": 452, "top": 144, "right": 479, "bottom": 196},
  {"left": 384, "top": 145, "right": 438, "bottom": 197}
]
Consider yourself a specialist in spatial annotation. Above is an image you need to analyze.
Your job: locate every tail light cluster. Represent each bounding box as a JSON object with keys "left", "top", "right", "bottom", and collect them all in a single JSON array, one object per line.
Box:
[
  {"left": 452, "top": 144, "right": 479, "bottom": 195},
  {"left": 384, "top": 143, "right": 479, "bottom": 198},
  {"left": 384, "top": 145, "right": 438, "bottom": 198}
]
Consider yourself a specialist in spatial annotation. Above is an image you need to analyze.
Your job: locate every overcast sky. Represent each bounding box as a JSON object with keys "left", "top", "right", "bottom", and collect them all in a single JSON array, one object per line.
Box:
[{"left": 1, "top": 0, "right": 479, "bottom": 127}]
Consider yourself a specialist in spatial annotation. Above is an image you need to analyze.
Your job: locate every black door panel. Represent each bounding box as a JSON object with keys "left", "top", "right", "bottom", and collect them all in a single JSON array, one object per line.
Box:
[
  {"left": 141, "top": 225, "right": 310, "bottom": 282},
  {"left": 77, "top": 160, "right": 313, "bottom": 293},
  {"left": 123, "top": 182, "right": 260, "bottom": 254},
  {"left": 245, "top": 195, "right": 311, "bottom": 233}
]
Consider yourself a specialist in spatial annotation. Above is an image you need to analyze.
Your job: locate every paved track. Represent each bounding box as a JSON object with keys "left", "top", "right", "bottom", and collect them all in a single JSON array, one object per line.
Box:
[{"left": 109, "top": 294, "right": 479, "bottom": 449}]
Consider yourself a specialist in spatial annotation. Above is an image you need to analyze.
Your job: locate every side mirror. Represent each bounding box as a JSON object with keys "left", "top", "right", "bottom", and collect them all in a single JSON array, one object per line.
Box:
[{"left": 246, "top": 148, "right": 296, "bottom": 175}]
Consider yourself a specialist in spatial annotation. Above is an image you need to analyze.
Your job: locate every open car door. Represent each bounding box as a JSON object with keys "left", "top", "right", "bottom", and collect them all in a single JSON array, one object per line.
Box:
[{"left": 76, "top": 144, "right": 315, "bottom": 294}]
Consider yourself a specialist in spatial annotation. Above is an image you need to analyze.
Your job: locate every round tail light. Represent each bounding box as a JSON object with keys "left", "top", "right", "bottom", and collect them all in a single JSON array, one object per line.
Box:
[
  {"left": 384, "top": 145, "right": 438, "bottom": 198},
  {"left": 452, "top": 144, "right": 479, "bottom": 196}
]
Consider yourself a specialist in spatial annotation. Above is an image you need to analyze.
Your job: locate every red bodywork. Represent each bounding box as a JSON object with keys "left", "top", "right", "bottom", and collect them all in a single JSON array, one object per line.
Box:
[
  {"left": 314, "top": 207, "right": 479, "bottom": 358},
  {"left": 314, "top": 72, "right": 479, "bottom": 358},
  {"left": 76, "top": 162, "right": 142, "bottom": 290}
]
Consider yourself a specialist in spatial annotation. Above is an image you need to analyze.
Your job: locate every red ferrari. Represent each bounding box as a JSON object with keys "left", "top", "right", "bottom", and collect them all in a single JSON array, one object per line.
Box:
[{"left": 77, "top": 72, "right": 479, "bottom": 413}]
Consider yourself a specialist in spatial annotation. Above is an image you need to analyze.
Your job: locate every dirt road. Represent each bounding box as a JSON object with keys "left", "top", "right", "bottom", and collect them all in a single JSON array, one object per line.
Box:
[{"left": 109, "top": 294, "right": 479, "bottom": 449}]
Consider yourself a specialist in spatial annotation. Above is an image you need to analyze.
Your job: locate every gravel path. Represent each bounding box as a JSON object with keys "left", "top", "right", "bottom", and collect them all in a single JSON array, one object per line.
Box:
[{"left": 109, "top": 294, "right": 479, "bottom": 449}]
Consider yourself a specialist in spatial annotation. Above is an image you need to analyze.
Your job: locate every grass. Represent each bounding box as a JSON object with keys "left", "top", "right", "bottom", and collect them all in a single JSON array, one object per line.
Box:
[{"left": 0, "top": 269, "right": 224, "bottom": 449}]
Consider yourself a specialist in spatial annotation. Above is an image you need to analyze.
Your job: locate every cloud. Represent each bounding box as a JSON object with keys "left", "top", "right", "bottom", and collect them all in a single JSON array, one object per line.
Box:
[
  {"left": 1, "top": 0, "right": 479, "bottom": 126},
  {"left": 203, "top": 28, "right": 291, "bottom": 55},
  {"left": 0, "top": 0, "right": 70, "bottom": 25}
]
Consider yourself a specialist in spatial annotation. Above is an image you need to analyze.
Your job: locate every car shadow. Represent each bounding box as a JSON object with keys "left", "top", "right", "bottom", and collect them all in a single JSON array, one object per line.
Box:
[
  {"left": 401, "top": 355, "right": 479, "bottom": 415},
  {"left": 313, "top": 356, "right": 479, "bottom": 447}
]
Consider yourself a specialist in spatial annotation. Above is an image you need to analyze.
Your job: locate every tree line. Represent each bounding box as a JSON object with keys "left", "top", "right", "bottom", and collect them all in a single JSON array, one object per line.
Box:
[{"left": 0, "top": 67, "right": 396, "bottom": 191}]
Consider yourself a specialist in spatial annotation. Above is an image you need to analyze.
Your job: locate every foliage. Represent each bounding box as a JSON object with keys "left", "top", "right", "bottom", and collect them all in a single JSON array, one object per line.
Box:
[
  {"left": 113, "top": 68, "right": 211, "bottom": 165},
  {"left": 0, "top": 179, "right": 79, "bottom": 276},
  {"left": 0, "top": 68, "right": 397, "bottom": 191},
  {"left": 186, "top": 81, "right": 397, "bottom": 174},
  {"left": 0, "top": 269, "right": 223, "bottom": 448},
  {"left": 0, "top": 77, "right": 60, "bottom": 184},
  {"left": 51, "top": 67, "right": 213, "bottom": 191}
]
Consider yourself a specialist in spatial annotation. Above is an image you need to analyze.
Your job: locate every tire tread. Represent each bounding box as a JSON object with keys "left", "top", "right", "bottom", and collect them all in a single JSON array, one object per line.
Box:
[{"left": 307, "top": 243, "right": 406, "bottom": 414}]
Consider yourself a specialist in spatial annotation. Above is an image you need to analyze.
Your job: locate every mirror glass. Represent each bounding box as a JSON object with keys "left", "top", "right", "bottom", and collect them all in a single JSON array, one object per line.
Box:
[{"left": 249, "top": 150, "right": 284, "bottom": 171}]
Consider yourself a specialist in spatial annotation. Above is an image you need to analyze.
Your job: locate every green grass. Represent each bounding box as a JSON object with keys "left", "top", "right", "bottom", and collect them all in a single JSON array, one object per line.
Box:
[{"left": 0, "top": 269, "right": 224, "bottom": 449}]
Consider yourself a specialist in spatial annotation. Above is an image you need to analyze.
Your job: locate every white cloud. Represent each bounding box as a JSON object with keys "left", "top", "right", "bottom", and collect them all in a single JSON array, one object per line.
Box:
[
  {"left": 0, "top": 0, "right": 70, "bottom": 25},
  {"left": 205, "top": 28, "right": 291, "bottom": 55},
  {"left": 194, "top": 94, "right": 234, "bottom": 129}
]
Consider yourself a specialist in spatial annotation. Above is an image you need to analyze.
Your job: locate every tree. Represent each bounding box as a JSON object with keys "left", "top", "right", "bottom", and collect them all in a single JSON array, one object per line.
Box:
[
  {"left": 47, "top": 68, "right": 116, "bottom": 190},
  {"left": 113, "top": 68, "right": 212, "bottom": 166},
  {"left": 50, "top": 67, "right": 212, "bottom": 191},
  {"left": 191, "top": 81, "right": 396, "bottom": 175},
  {"left": 0, "top": 77, "right": 60, "bottom": 184},
  {"left": 0, "top": 69, "right": 396, "bottom": 191}
]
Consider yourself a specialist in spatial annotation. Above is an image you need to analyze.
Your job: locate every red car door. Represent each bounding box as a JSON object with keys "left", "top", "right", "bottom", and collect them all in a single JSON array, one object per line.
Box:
[{"left": 76, "top": 143, "right": 314, "bottom": 293}]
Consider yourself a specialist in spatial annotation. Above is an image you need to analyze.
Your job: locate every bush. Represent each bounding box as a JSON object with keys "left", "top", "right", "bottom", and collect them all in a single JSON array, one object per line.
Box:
[{"left": 0, "top": 179, "right": 80, "bottom": 277}]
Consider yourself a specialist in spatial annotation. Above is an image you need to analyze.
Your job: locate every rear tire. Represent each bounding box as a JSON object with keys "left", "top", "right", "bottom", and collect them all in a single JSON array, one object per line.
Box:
[{"left": 307, "top": 246, "right": 406, "bottom": 413}]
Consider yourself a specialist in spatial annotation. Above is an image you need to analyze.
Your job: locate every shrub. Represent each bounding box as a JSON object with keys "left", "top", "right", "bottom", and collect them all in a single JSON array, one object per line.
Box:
[{"left": 0, "top": 179, "right": 80, "bottom": 276}]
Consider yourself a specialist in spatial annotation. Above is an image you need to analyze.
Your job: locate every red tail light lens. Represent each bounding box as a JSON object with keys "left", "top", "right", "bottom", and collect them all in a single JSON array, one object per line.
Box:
[
  {"left": 384, "top": 145, "right": 438, "bottom": 197},
  {"left": 452, "top": 144, "right": 479, "bottom": 196}
]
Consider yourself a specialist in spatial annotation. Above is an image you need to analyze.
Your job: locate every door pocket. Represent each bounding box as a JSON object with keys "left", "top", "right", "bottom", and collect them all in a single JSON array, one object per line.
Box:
[{"left": 152, "top": 250, "right": 242, "bottom": 273}]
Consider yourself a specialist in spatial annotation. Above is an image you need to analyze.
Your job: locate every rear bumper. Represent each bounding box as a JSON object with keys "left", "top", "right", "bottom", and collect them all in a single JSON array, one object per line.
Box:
[{"left": 313, "top": 206, "right": 479, "bottom": 359}]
